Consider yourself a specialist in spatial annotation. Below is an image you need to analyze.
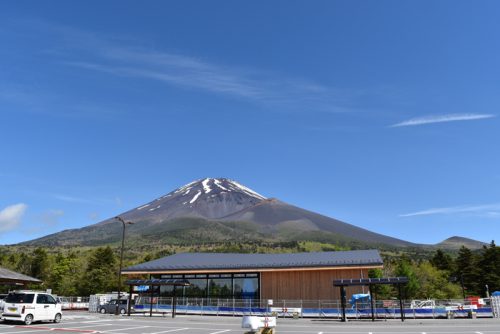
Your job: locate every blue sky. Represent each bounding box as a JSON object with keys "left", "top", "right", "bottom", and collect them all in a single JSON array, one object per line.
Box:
[{"left": 1, "top": 0, "right": 499, "bottom": 245}]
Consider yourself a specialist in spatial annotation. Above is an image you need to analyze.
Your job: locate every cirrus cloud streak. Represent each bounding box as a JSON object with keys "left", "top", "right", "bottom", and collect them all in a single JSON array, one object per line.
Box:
[
  {"left": 400, "top": 202, "right": 500, "bottom": 217},
  {"left": 391, "top": 113, "right": 495, "bottom": 127}
]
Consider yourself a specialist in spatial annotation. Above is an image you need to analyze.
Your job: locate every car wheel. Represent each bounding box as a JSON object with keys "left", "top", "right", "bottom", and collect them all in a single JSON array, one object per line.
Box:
[
  {"left": 24, "top": 314, "right": 34, "bottom": 325},
  {"left": 54, "top": 313, "right": 62, "bottom": 323},
  {"left": 119, "top": 308, "right": 126, "bottom": 315},
  {"left": 100, "top": 308, "right": 106, "bottom": 314}
]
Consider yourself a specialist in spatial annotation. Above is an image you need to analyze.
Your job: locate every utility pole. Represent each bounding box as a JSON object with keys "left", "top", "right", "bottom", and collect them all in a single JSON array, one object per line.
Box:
[{"left": 115, "top": 216, "right": 134, "bottom": 315}]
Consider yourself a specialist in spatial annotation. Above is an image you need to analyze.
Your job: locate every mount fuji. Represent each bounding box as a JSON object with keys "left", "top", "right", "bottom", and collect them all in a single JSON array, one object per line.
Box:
[{"left": 19, "top": 178, "right": 464, "bottom": 248}]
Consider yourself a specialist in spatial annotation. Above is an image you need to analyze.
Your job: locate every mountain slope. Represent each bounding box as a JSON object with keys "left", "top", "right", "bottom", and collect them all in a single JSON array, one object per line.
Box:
[
  {"left": 19, "top": 178, "right": 475, "bottom": 249},
  {"left": 436, "top": 236, "right": 487, "bottom": 250},
  {"left": 220, "top": 198, "right": 413, "bottom": 247}
]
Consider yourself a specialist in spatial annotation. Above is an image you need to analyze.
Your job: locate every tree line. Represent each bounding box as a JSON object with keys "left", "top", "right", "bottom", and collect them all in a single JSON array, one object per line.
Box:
[
  {"left": 370, "top": 241, "right": 500, "bottom": 300},
  {"left": 1, "top": 241, "right": 499, "bottom": 299}
]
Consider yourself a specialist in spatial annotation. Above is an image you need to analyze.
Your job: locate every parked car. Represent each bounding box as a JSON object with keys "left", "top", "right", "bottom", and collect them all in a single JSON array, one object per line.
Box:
[
  {"left": 0, "top": 294, "right": 8, "bottom": 313},
  {"left": 99, "top": 299, "right": 129, "bottom": 314},
  {"left": 2, "top": 291, "right": 62, "bottom": 325}
]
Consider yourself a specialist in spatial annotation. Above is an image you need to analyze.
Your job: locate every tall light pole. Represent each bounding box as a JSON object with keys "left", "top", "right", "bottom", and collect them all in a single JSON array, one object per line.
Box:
[{"left": 115, "top": 216, "right": 134, "bottom": 315}]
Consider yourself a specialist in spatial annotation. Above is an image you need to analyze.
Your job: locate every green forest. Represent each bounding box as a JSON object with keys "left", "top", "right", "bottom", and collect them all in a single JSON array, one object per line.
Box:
[{"left": 1, "top": 241, "right": 499, "bottom": 300}]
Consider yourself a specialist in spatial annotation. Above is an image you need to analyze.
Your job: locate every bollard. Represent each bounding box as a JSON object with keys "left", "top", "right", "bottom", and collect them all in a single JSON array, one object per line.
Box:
[{"left": 242, "top": 315, "right": 277, "bottom": 334}]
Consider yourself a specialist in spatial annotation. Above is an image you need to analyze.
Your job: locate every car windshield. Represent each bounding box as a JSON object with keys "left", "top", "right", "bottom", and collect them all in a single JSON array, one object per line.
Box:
[{"left": 5, "top": 293, "right": 35, "bottom": 303}]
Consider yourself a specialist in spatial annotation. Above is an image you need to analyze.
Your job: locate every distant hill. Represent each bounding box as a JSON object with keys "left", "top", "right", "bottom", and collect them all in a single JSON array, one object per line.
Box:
[
  {"left": 436, "top": 236, "right": 487, "bottom": 250},
  {"left": 18, "top": 178, "right": 484, "bottom": 249}
]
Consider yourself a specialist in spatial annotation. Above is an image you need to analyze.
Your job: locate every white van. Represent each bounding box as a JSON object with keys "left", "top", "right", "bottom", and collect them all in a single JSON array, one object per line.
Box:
[{"left": 2, "top": 291, "right": 62, "bottom": 325}]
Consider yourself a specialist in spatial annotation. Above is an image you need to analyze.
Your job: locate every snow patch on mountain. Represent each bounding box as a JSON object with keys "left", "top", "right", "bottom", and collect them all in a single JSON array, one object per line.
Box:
[
  {"left": 137, "top": 204, "right": 150, "bottom": 210},
  {"left": 202, "top": 178, "right": 212, "bottom": 193},
  {"left": 190, "top": 190, "right": 202, "bottom": 204}
]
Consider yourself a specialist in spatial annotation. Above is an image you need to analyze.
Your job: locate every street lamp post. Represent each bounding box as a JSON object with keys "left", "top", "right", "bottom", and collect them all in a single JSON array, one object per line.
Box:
[{"left": 115, "top": 216, "right": 134, "bottom": 315}]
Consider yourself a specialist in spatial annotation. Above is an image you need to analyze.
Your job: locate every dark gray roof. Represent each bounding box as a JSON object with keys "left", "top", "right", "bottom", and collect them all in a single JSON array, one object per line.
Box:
[
  {"left": 123, "top": 250, "right": 382, "bottom": 273},
  {"left": 0, "top": 267, "right": 42, "bottom": 285}
]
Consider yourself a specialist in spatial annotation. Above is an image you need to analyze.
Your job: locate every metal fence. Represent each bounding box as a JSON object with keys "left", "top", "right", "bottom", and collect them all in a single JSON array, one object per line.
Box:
[
  {"left": 57, "top": 296, "right": 90, "bottom": 310},
  {"left": 129, "top": 297, "right": 494, "bottom": 319},
  {"left": 492, "top": 296, "right": 500, "bottom": 318}
]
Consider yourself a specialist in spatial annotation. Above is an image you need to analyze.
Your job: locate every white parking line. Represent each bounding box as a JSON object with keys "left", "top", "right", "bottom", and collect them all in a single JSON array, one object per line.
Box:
[
  {"left": 60, "top": 325, "right": 113, "bottom": 329},
  {"left": 80, "top": 321, "right": 118, "bottom": 324},
  {"left": 144, "top": 329, "right": 189, "bottom": 334},
  {"left": 102, "top": 327, "right": 150, "bottom": 333},
  {"left": 208, "top": 330, "right": 231, "bottom": 334}
]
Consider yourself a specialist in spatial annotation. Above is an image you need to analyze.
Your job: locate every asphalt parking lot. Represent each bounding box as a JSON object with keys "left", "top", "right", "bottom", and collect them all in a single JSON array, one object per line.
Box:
[{"left": 1, "top": 311, "right": 499, "bottom": 334}]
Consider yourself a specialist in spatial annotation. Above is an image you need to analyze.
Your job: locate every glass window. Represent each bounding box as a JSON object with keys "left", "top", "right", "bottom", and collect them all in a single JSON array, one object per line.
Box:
[
  {"left": 196, "top": 274, "right": 207, "bottom": 278},
  {"left": 46, "top": 295, "right": 56, "bottom": 304},
  {"left": 36, "top": 294, "right": 47, "bottom": 304},
  {"left": 183, "top": 278, "right": 207, "bottom": 298},
  {"left": 6, "top": 293, "right": 34, "bottom": 304},
  {"left": 208, "top": 278, "right": 232, "bottom": 298},
  {"left": 233, "top": 277, "right": 259, "bottom": 300},
  {"left": 159, "top": 285, "right": 173, "bottom": 297}
]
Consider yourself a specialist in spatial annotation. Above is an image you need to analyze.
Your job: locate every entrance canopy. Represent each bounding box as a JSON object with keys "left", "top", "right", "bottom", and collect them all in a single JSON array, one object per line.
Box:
[
  {"left": 124, "top": 279, "right": 191, "bottom": 318},
  {"left": 333, "top": 277, "right": 409, "bottom": 286},
  {"left": 333, "top": 277, "right": 408, "bottom": 322},
  {"left": 0, "top": 267, "right": 42, "bottom": 285}
]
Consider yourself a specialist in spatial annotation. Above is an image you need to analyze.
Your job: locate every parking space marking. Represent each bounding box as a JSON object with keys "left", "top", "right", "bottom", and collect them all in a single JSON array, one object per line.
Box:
[
  {"left": 208, "top": 330, "right": 231, "bottom": 334},
  {"left": 57, "top": 325, "right": 113, "bottom": 329},
  {"left": 101, "top": 327, "right": 150, "bottom": 333},
  {"left": 0, "top": 330, "right": 56, "bottom": 334},
  {"left": 78, "top": 321, "right": 119, "bottom": 324},
  {"left": 144, "top": 329, "right": 189, "bottom": 334}
]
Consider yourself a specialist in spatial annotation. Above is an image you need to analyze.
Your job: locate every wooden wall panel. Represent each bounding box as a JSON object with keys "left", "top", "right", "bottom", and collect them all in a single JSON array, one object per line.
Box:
[{"left": 261, "top": 268, "right": 371, "bottom": 300}]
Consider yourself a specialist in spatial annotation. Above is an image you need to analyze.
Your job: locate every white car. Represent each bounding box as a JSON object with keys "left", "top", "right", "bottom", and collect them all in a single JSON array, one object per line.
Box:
[
  {"left": 0, "top": 294, "right": 7, "bottom": 313},
  {"left": 2, "top": 291, "right": 62, "bottom": 325}
]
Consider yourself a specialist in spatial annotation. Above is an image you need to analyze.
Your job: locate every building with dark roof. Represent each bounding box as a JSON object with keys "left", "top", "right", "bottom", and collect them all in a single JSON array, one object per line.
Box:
[
  {"left": 0, "top": 267, "right": 42, "bottom": 285},
  {"left": 123, "top": 250, "right": 383, "bottom": 301}
]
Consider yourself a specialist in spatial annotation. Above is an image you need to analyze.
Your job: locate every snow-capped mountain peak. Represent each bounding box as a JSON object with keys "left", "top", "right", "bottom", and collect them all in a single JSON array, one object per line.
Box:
[
  {"left": 120, "top": 178, "right": 267, "bottom": 221},
  {"left": 171, "top": 178, "right": 266, "bottom": 203}
]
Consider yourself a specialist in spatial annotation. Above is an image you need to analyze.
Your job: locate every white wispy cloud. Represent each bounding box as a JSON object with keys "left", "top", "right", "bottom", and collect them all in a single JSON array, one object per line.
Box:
[
  {"left": 400, "top": 203, "right": 500, "bottom": 217},
  {"left": 391, "top": 113, "right": 495, "bottom": 127},
  {"left": 12, "top": 19, "right": 381, "bottom": 113},
  {"left": 51, "top": 193, "right": 94, "bottom": 203},
  {"left": 0, "top": 203, "right": 28, "bottom": 232}
]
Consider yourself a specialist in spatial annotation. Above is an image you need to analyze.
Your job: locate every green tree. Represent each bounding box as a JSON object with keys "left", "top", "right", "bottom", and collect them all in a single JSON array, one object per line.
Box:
[
  {"left": 454, "top": 246, "right": 480, "bottom": 296},
  {"left": 394, "top": 258, "right": 419, "bottom": 299},
  {"left": 430, "top": 249, "right": 453, "bottom": 272},
  {"left": 30, "top": 248, "right": 50, "bottom": 281},
  {"left": 416, "top": 262, "right": 461, "bottom": 299},
  {"left": 368, "top": 268, "right": 392, "bottom": 299},
  {"left": 477, "top": 241, "right": 500, "bottom": 295},
  {"left": 48, "top": 252, "right": 82, "bottom": 296},
  {"left": 80, "top": 247, "right": 117, "bottom": 295}
]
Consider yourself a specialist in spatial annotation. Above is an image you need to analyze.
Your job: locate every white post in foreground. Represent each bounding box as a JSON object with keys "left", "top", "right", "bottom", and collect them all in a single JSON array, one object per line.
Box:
[{"left": 242, "top": 315, "right": 277, "bottom": 333}]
